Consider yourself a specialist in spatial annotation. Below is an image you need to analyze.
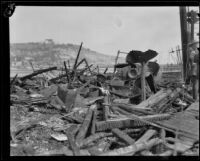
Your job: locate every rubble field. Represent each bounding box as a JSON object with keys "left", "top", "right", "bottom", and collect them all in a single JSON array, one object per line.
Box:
[{"left": 10, "top": 50, "right": 199, "bottom": 156}]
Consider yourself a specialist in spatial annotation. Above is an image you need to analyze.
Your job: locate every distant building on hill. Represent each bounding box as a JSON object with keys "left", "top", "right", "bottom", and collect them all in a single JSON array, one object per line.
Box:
[{"left": 44, "top": 39, "right": 55, "bottom": 45}]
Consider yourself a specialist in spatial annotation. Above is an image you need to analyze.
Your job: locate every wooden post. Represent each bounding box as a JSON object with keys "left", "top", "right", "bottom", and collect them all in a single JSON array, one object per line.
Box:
[
  {"left": 67, "top": 60, "right": 71, "bottom": 69},
  {"left": 73, "top": 42, "right": 83, "bottom": 71},
  {"left": 141, "top": 62, "right": 146, "bottom": 100},
  {"left": 114, "top": 50, "right": 120, "bottom": 74},
  {"left": 64, "top": 61, "right": 70, "bottom": 83},
  {"left": 72, "top": 42, "right": 83, "bottom": 80},
  {"left": 179, "top": 7, "right": 188, "bottom": 81}
]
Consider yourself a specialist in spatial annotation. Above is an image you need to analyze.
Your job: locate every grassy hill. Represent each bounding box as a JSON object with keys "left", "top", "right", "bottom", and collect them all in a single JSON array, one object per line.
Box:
[{"left": 10, "top": 41, "right": 122, "bottom": 68}]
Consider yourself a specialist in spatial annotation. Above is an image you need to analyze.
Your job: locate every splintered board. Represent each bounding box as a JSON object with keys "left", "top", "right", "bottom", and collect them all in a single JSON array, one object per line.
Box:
[{"left": 155, "top": 102, "right": 199, "bottom": 141}]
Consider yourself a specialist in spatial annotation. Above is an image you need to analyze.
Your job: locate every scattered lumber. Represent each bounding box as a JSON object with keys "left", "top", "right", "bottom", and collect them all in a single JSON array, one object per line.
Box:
[{"left": 10, "top": 52, "right": 198, "bottom": 156}]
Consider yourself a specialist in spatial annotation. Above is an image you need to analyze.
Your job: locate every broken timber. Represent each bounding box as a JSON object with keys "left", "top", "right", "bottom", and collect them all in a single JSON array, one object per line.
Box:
[
  {"left": 95, "top": 113, "right": 171, "bottom": 131},
  {"left": 76, "top": 104, "right": 96, "bottom": 144},
  {"left": 65, "top": 131, "right": 81, "bottom": 156},
  {"left": 20, "top": 66, "right": 57, "bottom": 81},
  {"left": 112, "top": 128, "right": 135, "bottom": 145}
]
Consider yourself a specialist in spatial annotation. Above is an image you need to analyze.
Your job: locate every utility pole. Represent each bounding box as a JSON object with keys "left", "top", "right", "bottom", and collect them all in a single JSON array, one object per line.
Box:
[{"left": 179, "top": 7, "right": 188, "bottom": 82}]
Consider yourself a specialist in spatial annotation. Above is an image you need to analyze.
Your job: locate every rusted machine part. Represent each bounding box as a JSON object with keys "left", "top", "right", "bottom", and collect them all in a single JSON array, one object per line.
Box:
[{"left": 127, "top": 68, "right": 138, "bottom": 79}]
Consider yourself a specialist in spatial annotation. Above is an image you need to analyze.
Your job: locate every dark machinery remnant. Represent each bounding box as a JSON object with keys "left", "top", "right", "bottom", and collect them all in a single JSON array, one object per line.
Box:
[
  {"left": 113, "top": 50, "right": 159, "bottom": 101},
  {"left": 126, "top": 50, "right": 158, "bottom": 65},
  {"left": 126, "top": 50, "right": 158, "bottom": 100}
]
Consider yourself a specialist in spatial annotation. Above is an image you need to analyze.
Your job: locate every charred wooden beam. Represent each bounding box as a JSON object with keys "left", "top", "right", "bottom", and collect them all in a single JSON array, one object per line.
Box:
[
  {"left": 99, "top": 138, "right": 163, "bottom": 156},
  {"left": 103, "top": 67, "right": 108, "bottom": 74},
  {"left": 77, "top": 132, "right": 112, "bottom": 148},
  {"left": 91, "top": 108, "right": 97, "bottom": 135},
  {"left": 95, "top": 113, "right": 171, "bottom": 132},
  {"left": 112, "top": 128, "right": 135, "bottom": 145},
  {"left": 72, "top": 42, "right": 83, "bottom": 79},
  {"left": 135, "top": 129, "right": 157, "bottom": 144},
  {"left": 73, "top": 42, "right": 83, "bottom": 71},
  {"left": 20, "top": 66, "right": 57, "bottom": 81},
  {"left": 113, "top": 103, "right": 156, "bottom": 115},
  {"left": 111, "top": 106, "right": 134, "bottom": 116},
  {"left": 103, "top": 96, "right": 110, "bottom": 121},
  {"left": 64, "top": 61, "right": 70, "bottom": 82},
  {"left": 49, "top": 73, "right": 68, "bottom": 83},
  {"left": 96, "top": 119, "right": 136, "bottom": 132}
]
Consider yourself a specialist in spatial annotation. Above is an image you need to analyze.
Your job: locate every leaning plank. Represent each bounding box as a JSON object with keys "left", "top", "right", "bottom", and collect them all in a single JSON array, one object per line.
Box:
[
  {"left": 99, "top": 138, "right": 163, "bottom": 156},
  {"left": 65, "top": 131, "right": 80, "bottom": 156},
  {"left": 76, "top": 104, "right": 96, "bottom": 143},
  {"left": 103, "top": 96, "right": 110, "bottom": 120},
  {"left": 91, "top": 108, "right": 97, "bottom": 135}
]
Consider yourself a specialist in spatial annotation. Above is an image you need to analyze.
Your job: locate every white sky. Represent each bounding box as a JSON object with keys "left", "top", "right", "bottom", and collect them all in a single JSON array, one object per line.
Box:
[{"left": 10, "top": 6, "right": 199, "bottom": 64}]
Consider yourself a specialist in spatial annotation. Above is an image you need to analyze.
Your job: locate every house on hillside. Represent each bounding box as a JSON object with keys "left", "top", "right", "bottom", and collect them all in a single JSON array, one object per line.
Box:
[{"left": 44, "top": 39, "right": 55, "bottom": 45}]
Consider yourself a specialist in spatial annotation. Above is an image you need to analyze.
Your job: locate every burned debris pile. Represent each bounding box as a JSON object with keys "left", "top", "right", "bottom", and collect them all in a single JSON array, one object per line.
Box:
[{"left": 10, "top": 47, "right": 199, "bottom": 156}]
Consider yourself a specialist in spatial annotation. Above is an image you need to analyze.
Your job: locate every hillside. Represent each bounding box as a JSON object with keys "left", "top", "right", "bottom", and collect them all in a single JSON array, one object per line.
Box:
[{"left": 10, "top": 41, "right": 122, "bottom": 68}]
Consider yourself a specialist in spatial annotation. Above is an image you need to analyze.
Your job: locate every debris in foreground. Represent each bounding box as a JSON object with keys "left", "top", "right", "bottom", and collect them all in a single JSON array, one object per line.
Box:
[{"left": 10, "top": 49, "right": 199, "bottom": 156}]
